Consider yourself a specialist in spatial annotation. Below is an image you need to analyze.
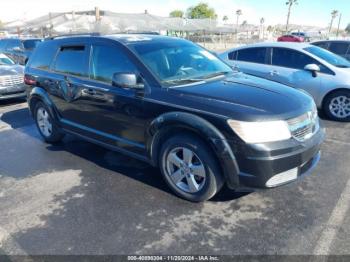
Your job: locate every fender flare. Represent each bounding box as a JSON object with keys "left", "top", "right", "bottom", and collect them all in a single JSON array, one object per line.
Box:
[
  {"left": 28, "top": 87, "right": 60, "bottom": 123},
  {"left": 147, "top": 111, "right": 240, "bottom": 188}
]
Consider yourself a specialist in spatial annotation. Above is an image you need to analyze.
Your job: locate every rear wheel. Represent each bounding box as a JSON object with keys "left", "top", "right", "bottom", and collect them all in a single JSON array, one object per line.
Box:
[
  {"left": 323, "top": 90, "right": 350, "bottom": 121},
  {"left": 34, "top": 102, "right": 64, "bottom": 143},
  {"left": 159, "top": 134, "right": 224, "bottom": 202}
]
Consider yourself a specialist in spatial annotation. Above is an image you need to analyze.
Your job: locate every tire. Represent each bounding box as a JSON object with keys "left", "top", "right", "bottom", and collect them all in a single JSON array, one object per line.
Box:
[
  {"left": 323, "top": 90, "right": 350, "bottom": 122},
  {"left": 159, "top": 133, "right": 224, "bottom": 202},
  {"left": 34, "top": 101, "right": 64, "bottom": 143}
]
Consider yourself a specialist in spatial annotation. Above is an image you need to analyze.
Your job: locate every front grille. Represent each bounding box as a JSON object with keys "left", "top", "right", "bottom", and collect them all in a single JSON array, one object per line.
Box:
[
  {"left": 0, "top": 75, "right": 24, "bottom": 87},
  {"left": 287, "top": 110, "right": 319, "bottom": 141}
]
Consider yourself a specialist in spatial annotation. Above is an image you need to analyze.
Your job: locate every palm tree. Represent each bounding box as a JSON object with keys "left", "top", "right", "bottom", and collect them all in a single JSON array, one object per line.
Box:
[
  {"left": 329, "top": 10, "right": 339, "bottom": 34},
  {"left": 223, "top": 15, "right": 228, "bottom": 24},
  {"left": 236, "top": 9, "right": 242, "bottom": 29},
  {"left": 285, "top": 0, "right": 298, "bottom": 32},
  {"left": 260, "top": 17, "right": 265, "bottom": 39}
]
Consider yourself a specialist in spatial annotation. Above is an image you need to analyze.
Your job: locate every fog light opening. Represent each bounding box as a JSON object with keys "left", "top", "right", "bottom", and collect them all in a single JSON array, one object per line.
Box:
[{"left": 266, "top": 168, "right": 298, "bottom": 187}]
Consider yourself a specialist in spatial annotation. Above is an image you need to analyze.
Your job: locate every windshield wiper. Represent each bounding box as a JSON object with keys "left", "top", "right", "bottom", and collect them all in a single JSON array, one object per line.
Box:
[
  {"left": 200, "top": 71, "right": 230, "bottom": 80},
  {"left": 163, "top": 78, "right": 204, "bottom": 84}
]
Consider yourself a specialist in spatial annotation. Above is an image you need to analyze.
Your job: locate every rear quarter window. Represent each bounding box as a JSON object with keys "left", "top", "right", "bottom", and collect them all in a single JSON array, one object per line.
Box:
[
  {"left": 329, "top": 42, "right": 350, "bottom": 56},
  {"left": 28, "top": 42, "right": 58, "bottom": 70}
]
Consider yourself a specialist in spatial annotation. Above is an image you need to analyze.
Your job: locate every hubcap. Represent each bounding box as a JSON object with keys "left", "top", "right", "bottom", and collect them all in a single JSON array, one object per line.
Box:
[
  {"left": 329, "top": 96, "right": 350, "bottom": 119},
  {"left": 36, "top": 107, "right": 52, "bottom": 137},
  {"left": 166, "top": 147, "right": 206, "bottom": 193}
]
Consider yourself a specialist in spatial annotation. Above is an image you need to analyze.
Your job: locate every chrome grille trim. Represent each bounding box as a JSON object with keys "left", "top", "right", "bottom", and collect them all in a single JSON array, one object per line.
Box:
[
  {"left": 287, "top": 110, "right": 319, "bottom": 141},
  {"left": 0, "top": 75, "right": 24, "bottom": 87}
]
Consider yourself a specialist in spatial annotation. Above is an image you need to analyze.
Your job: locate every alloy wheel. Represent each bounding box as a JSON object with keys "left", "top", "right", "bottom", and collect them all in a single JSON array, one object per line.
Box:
[
  {"left": 36, "top": 107, "right": 53, "bottom": 137},
  {"left": 329, "top": 95, "right": 350, "bottom": 119},
  {"left": 166, "top": 147, "right": 206, "bottom": 193}
]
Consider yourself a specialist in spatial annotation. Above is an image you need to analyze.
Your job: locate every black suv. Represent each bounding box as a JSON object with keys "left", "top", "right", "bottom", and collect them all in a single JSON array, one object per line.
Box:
[
  {"left": 0, "top": 38, "right": 42, "bottom": 65},
  {"left": 25, "top": 35, "right": 325, "bottom": 202}
]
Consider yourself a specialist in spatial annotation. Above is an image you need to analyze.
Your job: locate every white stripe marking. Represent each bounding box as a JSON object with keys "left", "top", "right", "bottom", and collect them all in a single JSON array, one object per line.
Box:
[{"left": 313, "top": 178, "right": 350, "bottom": 255}]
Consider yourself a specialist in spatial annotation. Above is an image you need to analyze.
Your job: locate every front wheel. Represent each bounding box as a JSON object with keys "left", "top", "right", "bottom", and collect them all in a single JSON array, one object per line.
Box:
[
  {"left": 323, "top": 90, "right": 350, "bottom": 121},
  {"left": 159, "top": 134, "right": 224, "bottom": 202}
]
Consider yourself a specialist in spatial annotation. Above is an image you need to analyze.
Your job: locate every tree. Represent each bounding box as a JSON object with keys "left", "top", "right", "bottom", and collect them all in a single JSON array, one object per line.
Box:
[
  {"left": 236, "top": 9, "right": 242, "bottom": 28},
  {"left": 186, "top": 3, "right": 216, "bottom": 19},
  {"left": 285, "top": 0, "right": 298, "bottom": 32},
  {"left": 223, "top": 15, "right": 228, "bottom": 23},
  {"left": 169, "top": 10, "right": 184, "bottom": 18},
  {"left": 346, "top": 23, "right": 350, "bottom": 34},
  {"left": 329, "top": 10, "right": 339, "bottom": 34}
]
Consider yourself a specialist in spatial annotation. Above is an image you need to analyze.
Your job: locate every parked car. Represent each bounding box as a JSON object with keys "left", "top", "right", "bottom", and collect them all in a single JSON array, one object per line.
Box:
[
  {"left": 25, "top": 35, "right": 324, "bottom": 202},
  {"left": 220, "top": 42, "right": 350, "bottom": 121},
  {"left": 0, "top": 53, "right": 26, "bottom": 100},
  {"left": 312, "top": 40, "right": 350, "bottom": 61},
  {"left": 0, "top": 38, "right": 42, "bottom": 65},
  {"left": 278, "top": 34, "right": 304, "bottom": 42}
]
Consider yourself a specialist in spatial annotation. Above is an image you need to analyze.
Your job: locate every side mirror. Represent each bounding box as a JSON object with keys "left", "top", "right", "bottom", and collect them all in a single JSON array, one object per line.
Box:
[
  {"left": 112, "top": 73, "right": 144, "bottom": 89},
  {"left": 304, "top": 64, "right": 320, "bottom": 78}
]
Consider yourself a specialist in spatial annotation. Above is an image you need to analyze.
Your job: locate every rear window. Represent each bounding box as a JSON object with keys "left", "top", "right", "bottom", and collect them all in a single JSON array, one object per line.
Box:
[
  {"left": 23, "top": 39, "right": 41, "bottom": 50},
  {"left": 237, "top": 48, "right": 267, "bottom": 64},
  {"left": 29, "top": 42, "right": 58, "bottom": 70},
  {"left": 53, "top": 45, "right": 88, "bottom": 77}
]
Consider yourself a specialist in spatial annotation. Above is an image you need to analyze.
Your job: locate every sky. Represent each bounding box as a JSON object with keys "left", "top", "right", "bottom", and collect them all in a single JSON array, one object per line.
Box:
[{"left": 0, "top": 0, "right": 349, "bottom": 28}]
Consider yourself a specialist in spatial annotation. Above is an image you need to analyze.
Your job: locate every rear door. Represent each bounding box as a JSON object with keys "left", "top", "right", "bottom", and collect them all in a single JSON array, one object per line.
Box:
[
  {"left": 227, "top": 47, "right": 272, "bottom": 78},
  {"left": 49, "top": 43, "right": 91, "bottom": 124}
]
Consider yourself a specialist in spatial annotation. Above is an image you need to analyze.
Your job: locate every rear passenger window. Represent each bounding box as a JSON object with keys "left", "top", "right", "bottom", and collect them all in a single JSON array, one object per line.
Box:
[
  {"left": 237, "top": 48, "right": 267, "bottom": 64},
  {"left": 54, "top": 46, "right": 88, "bottom": 77},
  {"left": 313, "top": 42, "right": 329, "bottom": 49},
  {"left": 272, "top": 48, "right": 315, "bottom": 69},
  {"left": 228, "top": 51, "right": 237, "bottom": 60},
  {"left": 90, "top": 45, "right": 137, "bottom": 84},
  {"left": 329, "top": 43, "right": 349, "bottom": 55},
  {"left": 29, "top": 42, "right": 57, "bottom": 70}
]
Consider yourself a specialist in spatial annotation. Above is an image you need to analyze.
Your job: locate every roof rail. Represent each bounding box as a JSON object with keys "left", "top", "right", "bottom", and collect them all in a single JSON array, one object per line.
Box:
[{"left": 44, "top": 32, "right": 101, "bottom": 40}]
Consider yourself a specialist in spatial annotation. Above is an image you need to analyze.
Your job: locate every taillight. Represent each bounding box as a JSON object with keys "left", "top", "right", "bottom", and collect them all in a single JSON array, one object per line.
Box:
[{"left": 24, "top": 75, "right": 36, "bottom": 85}]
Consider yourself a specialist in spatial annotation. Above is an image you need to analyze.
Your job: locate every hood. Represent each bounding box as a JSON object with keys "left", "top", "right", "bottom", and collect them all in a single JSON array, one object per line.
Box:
[
  {"left": 168, "top": 72, "right": 314, "bottom": 121},
  {"left": 0, "top": 65, "right": 24, "bottom": 76}
]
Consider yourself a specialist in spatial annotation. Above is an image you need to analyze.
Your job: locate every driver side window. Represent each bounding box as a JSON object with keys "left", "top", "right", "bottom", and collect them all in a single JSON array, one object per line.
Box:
[{"left": 90, "top": 45, "right": 137, "bottom": 84}]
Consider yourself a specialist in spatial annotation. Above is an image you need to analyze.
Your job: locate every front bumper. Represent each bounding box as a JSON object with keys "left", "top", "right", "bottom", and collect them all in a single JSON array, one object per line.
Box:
[
  {"left": 0, "top": 84, "right": 26, "bottom": 101},
  {"left": 228, "top": 126, "right": 325, "bottom": 189}
]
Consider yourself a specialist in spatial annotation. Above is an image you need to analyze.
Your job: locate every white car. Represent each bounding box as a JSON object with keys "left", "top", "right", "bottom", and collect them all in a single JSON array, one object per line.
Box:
[{"left": 220, "top": 42, "right": 350, "bottom": 121}]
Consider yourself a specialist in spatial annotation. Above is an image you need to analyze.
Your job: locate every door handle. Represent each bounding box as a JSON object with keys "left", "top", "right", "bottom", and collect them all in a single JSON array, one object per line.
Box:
[
  {"left": 83, "top": 88, "right": 97, "bottom": 96},
  {"left": 269, "top": 70, "right": 279, "bottom": 76}
]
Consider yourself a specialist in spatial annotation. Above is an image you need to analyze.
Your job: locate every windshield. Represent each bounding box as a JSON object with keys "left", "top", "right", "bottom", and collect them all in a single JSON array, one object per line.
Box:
[
  {"left": 132, "top": 41, "right": 232, "bottom": 86},
  {"left": 23, "top": 39, "right": 41, "bottom": 50},
  {"left": 0, "top": 56, "right": 15, "bottom": 65},
  {"left": 304, "top": 46, "right": 350, "bottom": 68}
]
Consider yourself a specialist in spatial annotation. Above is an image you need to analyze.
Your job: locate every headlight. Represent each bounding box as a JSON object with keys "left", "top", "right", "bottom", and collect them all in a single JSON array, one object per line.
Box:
[{"left": 227, "top": 119, "right": 291, "bottom": 143}]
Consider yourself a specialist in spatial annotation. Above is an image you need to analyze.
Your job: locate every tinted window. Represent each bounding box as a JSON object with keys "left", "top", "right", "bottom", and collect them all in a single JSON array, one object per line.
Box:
[
  {"left": 313, "top": 42, "right": 329, "bottom": 49},
  {"left": 29, "top": 42, "right": 58, "bottom": 70},
  {"left": 237, "top": 48, "right": 267, "bottom": 64},
  {"left": 23, "top": 39, "right": 41, "bottom": 50},
  {"left": 329, "top": 43, "right": 349, "bottom": 55},
  {"left": 272, "top": 48, "right": 316, "bottom": 69},
  {"left": 90, "top": 45, "right": 137, "bottom": 83},
  {"left": 54, "top": 46, "right": 88, "bottom": 77},
  {"left": 5, "top": 39, "right": 21, "bottom": 50},
  {"left": 228, "top": 51, "right": 237, "bottom": 60},
  {"left": 304, "top": 46, "right": 350, "bottom": 68}
]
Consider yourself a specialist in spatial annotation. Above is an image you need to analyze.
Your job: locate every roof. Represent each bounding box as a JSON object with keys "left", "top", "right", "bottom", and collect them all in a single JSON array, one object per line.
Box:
[
  {"left": 232, "top": 42, "right": 312, "bottom": 51},
  {"left": 312, "top": 40, "right": 350, "bottom": 44}
]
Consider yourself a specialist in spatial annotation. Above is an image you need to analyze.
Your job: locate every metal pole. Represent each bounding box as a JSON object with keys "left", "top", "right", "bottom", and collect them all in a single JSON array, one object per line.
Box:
[{"left": 95, "top": 7, "right": 100, "bottom": 21}]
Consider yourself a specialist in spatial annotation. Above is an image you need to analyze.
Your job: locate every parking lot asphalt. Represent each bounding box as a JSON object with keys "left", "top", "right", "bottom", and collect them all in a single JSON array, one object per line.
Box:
[{"left": 0, "top": 99, "right": 349, "bottom": 256}]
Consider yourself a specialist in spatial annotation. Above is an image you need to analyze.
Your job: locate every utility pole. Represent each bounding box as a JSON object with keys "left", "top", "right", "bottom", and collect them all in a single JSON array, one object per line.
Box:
[
  {"left": 336, "top": 13, "right": 342, "bottom": 37},
  {"left": 95, "top": 7, "right": 101, "bottom": 22}
]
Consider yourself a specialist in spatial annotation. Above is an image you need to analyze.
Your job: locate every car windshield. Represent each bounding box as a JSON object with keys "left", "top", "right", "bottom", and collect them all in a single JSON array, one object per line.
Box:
[
  {"left": 0, "top": 56, "right": 15, "bottom": 65},
  {"left": 304, "top": 46, "right": 350, "bottom": 68},
  {"left": 23, "top": 39, "right": 41, "bottom": 50},
  {"left": 132, "top": 41, "right": 232, "bottom": 86}
]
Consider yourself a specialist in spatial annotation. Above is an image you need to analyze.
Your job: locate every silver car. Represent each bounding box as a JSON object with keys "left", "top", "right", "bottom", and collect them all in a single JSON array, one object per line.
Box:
[
  {"left": 0, "top": 53, "right": 25, "bottom": 101},
  {"left": 220, "top": 42, "right": 350, "bottom": 121}
]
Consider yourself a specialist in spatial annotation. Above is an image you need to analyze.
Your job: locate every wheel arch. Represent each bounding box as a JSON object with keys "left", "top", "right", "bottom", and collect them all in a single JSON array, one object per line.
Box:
[
  {"left": 322, "top": 87, "right": 350, "bottom": 109},
  {"left": 28, "top": 87, "right": 60, "bottom": 122},
  {"left": 147, "top": 111, "right": 240, "bottom": 188}
]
